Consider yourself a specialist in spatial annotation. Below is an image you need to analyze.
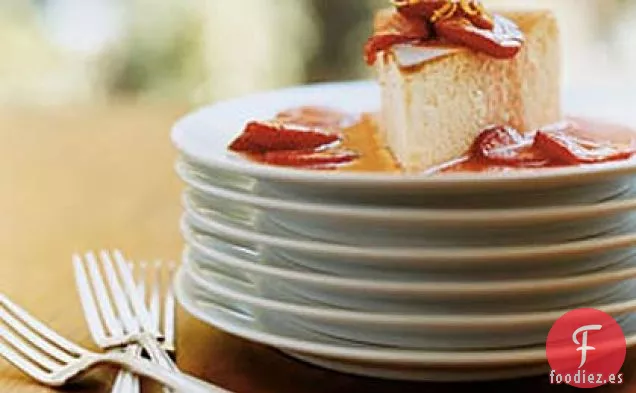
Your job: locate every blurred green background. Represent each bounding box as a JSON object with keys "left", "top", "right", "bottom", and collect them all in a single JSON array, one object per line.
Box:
[{"left": 1, "top": 0, "right": 635, "bottom": 106}]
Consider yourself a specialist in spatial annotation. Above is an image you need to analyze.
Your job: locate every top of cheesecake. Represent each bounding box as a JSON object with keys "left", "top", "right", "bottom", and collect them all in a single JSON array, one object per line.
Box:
[{"left": 365, "top": 0, "right": 526, "bottom": 65}]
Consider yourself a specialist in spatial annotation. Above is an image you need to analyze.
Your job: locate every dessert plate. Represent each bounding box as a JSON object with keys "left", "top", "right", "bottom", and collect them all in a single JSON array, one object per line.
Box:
[
  {"left": 175, "top": 267, "right": 550, "bottom": 381},
  {"left": 185, "top": 185, "right": 636, "bottom": 248},
  {"left": 181, "top": 252, "right": 636, "bottom": 350},
  {"left": 178, "top": 159, "right": 636, "bottom": 226},
  {"left": 180, "top": 156, "right": 632, "bottom": 208},
  {"left": 175, "top": 265, "right": 636, "bottom": 381},
  {"left": 181, "top": 250, "right": 636, "bottom": 330},
  {"left": 182, "top": 196, "right": 636, "bottom": 269},
  {"left": 172, "top": 82, "right": 636, "bottom": 197},
  {"left": 183, "top": 221, "right": 636, "bottom": 300},
  {"left": 184, "top": 231, "right": 636, "bottom": 321}
]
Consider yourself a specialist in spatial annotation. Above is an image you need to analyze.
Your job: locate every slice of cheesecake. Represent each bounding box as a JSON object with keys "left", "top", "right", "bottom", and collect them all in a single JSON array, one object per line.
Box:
[{"left": 374, "top": 9, "right": 562, "bottom": 172}]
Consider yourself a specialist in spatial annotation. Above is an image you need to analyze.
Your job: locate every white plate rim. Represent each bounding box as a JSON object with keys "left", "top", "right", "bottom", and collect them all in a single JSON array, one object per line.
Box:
[
  {"left": 183, "top": 222, "right": 636, "bottom": 298},
  {"left": 178, "top": 160, "right": 636, "bottom": 226},
  {"left": 183, "top": 194, "right": 636, "bottom": 263},
  {"left": 175, "top": 265, "right": 636, "bottom": 366},
  {"left": 181, "top": 254, "right": 636, "bottom": 329},
  {"left": 171, "top": 81, "right": 636, "bottom": 191}
]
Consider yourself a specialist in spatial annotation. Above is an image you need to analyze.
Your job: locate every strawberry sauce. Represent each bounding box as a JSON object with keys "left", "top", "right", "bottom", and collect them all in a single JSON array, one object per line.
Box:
[
  {"left": 228, "top": 107, "right": 360, "bottom": 169},
  {"left": 228, "top": 108, "right": 636, "bottom": 173},
  {"left": 442, "top": 119, "right": 636, "bottom": 173}
]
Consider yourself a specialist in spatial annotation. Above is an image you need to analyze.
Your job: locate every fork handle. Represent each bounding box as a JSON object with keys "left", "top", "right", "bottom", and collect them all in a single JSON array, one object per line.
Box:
[
  {"left": 103, "top": 352, "right": 233, "bottom": 393},
  {"left": 110, "top": 345, "right": 142, "bottom": 393},
  {"left": 138, "top": 333, "right": 178, "bottom": 393},
  {"left": 138, "top": 333, "right": 178, "bottom": 371}
]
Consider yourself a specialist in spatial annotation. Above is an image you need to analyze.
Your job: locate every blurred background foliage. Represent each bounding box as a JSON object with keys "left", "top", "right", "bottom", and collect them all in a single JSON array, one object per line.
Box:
[{"left": 0, "top": 0, "right": 635, "bottom": 106}]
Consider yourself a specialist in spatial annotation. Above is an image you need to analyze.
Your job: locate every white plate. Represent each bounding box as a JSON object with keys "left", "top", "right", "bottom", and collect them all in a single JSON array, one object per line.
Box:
[
  {"left": 175, "top": 269, "right": 549, "bottom": 381},
  {"left": 182, "top": 195, "right": 636, "bottom": 268},
  {"left": 183, "top": 193, "right": 636, "bottom": 281},
  {"left": 178, "top": 159, "right": 636, "bottom": 226},
  {"left": 183, "top": 221, "right": 636, "bottom": 299},
  {"left": 181, "top": 251, "right": 636, "bottom": 330},
  {"left": 172, "top": 82, "right": 636, "bottom": 197},
  {"left": 183, "top": 244, "right": 636, "bottom": 349},
  {"left": 175, "top": 266, "right": 636, "bottom": 381},
  {"left": 180, "top": 156, "right": 633, "bottom": 208},
  {"left": 185, "top": 184, "right": 636, "bottom": 247}
]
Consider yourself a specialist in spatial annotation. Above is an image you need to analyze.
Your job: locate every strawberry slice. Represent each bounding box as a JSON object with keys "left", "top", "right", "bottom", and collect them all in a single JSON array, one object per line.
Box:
[
  {"left": 366, "top": 11, "right": 430, "bottom": 65},
  {"left": 435, "top": 15, "right": 523, "bottom": 60},
  {"left": 534, "top": 122, "right": 636, "bottom": 164},
  {"left": 229, "top": 121, "right": 340, "bottom": 154},
  {"left": 364, "top": 34, "right": 423, "bottom": 65},
  {"left": 394, "top": 0, "right": 447, "bottom": 19},
  {"left": 260, "top": 150, "right": 359, "bottom": 168},
  {"left": 471, "top": 125, "right": 549, "bottom": 166}
]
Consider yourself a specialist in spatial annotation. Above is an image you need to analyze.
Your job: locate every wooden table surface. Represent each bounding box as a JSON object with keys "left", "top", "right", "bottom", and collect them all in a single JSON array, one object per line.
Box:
[{"left": 1, "top": 103, "right": 635, "bottom": 392}]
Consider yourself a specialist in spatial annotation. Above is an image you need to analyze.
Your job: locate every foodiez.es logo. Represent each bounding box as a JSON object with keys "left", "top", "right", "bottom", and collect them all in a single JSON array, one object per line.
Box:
[
  {"left": 546, "top": 309, "right": 626, "bottom": 388},
  {"left": 573, "top": 324, "right": 602, "bottom": 368}
]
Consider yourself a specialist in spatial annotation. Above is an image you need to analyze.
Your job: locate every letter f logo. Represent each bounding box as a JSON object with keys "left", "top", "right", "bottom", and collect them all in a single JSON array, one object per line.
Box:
[{"left": 573, "top": 324, "right": 603, "bottom": 368}]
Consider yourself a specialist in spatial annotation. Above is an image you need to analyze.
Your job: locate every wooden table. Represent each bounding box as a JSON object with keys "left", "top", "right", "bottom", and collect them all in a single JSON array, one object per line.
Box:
[{"left": 0, "top": 103, "right": 635, "bottom": 392}]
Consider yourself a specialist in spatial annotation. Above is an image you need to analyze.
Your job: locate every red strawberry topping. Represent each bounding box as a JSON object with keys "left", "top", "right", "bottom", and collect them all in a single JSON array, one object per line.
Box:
[{"left": 229, "top": 121, "right": 340, "bottom": 154}]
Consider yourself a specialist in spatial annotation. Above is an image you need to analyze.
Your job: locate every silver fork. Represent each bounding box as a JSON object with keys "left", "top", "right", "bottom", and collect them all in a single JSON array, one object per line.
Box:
[
  {"left": 73, "top": 250, "right": 231, "bottom": 393},
  {"left": 0, "top": 294, "right": 223, "bottom": 392},
  {"left": 110, "top": 260, "right": 177, "bottom": 393},
  {"left": 142, "top": 261, "right": 176, "bottom": 357}
]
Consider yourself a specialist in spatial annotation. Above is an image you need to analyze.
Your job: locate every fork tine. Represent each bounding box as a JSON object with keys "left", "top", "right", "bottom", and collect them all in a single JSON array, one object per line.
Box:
[
  {"left": 0, "top": 295, "right": 86, "bottom": 356},
  {"left": 84, "top": 252, "right": 125, "bottom": 337},
  {"left": 163, "top": 262, "right": 176, "bottom": 352},
  {"left": 99, "top": 250, "right": 139, "bottom": 334},
  {"left": 73, "top": 254, "right": 107, "bottom": 345},
  {"left": 150, "top": 261, "right": 161, "bottom": 333},
  {"left": 135, "top": 261, "right": 147, "bottom": 305},
  {"left": 0, "top": 307, "right": 75, "bottom": 366},
  {"left": 134, "top": 260, "right": 161, "bottom": 336},
  {"left": 0, "top": 315, "right": 61, "bottom": 371},
  {"left": 111, "top": 250, "right": 155, "bottom": 334},
  {"left": 0, "top": 341, "right": 51, "bottom": 381}
]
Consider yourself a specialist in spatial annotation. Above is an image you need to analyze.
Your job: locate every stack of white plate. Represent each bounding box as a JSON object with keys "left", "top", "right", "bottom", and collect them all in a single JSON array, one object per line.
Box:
[{"left": 171, "top": 82, "right": 636, "bottom": 381}]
